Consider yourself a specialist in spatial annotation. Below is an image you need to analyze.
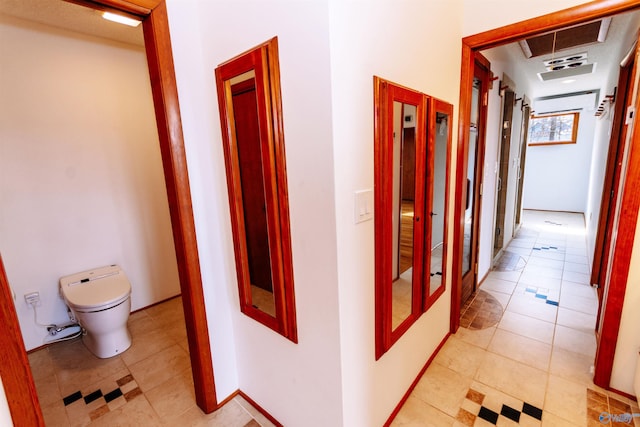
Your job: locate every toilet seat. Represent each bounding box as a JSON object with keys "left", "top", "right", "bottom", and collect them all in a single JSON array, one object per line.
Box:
[{"left": 60, "top": 265, "right": 131, "bottom": 311}]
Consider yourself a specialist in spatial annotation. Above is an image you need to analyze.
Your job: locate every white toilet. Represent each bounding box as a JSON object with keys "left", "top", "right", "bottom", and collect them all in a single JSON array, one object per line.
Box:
[{"left": 59, "top": 265, "right": 132, "bottom": 358}]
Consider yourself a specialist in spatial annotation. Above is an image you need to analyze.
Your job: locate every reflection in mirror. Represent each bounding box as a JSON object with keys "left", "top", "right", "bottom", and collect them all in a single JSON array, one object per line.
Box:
[
  {"left": 463, "top": 79, "right": 480, "bottom": 277},
  {"left": 216, "top": 37, "right": 297, "bottom": 342},
  {"left": 425, "top": 98, "right": 453, "bottom": 306},
  {"left": 392, "top": 102, "right": 417, "bottom": 330}
]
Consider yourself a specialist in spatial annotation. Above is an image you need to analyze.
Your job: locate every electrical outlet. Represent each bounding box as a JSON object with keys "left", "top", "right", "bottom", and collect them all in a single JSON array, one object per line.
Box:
[{"left": 24, "top": 292, "right": 40, "bottom": 306}]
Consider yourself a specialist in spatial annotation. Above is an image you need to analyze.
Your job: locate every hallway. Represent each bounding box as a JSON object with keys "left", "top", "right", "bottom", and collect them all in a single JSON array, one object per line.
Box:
[{"left": 392, "top": 210, "right": 640, "bottom": 426}]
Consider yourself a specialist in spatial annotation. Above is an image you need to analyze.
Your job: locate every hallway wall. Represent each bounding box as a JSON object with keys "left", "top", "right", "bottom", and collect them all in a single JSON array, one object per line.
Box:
[
  {"left": 166, "top": 0, "right": 343, "bottom": 424},
  {"left": 0, "top": 14, "right": 180, "bottom": 351}
]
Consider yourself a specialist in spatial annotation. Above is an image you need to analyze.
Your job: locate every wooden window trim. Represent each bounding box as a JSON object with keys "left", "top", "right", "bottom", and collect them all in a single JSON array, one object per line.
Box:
[{"left": 527, "top": 112, "right": 580, "bottom": 146}]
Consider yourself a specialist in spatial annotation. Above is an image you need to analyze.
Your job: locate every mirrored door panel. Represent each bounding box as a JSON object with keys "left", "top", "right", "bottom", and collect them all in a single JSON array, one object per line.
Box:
[{"left": 424, "top": 98, "right": 453, "bottom": 307}]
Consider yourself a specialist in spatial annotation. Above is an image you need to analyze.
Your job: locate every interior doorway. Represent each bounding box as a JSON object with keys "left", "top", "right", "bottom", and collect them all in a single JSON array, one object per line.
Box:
[
  {"left": 452, "top": 0, "right": 640, "bottom": 391},
  {"left": 0, "top": 1, "right": 217, "bottom": 422}
]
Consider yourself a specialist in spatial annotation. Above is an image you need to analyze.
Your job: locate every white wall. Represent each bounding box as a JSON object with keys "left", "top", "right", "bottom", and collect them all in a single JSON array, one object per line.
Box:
[
  {"left": 328, "top": 1, "right": 462, "bottom": 425},
  {"left": 0, "top": 377, "right": 13, "bottom": 427},
  {"left": 0, "top": 15, "right": 180, "bottom": 351},
  {"left": 166, "top": 0, "right": 343, "bottom": 424},
  {"left": 522, "top": 94, "right": 597, "bottom": 213}
]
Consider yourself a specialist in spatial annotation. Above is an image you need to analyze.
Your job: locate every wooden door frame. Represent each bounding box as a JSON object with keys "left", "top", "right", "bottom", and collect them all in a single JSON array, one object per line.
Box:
[
  {"left": 451, "top": 0, "right": 640, "bottom": 387},
  {"left": 1, "top": 1, "right": 218, "bottom": 424}
]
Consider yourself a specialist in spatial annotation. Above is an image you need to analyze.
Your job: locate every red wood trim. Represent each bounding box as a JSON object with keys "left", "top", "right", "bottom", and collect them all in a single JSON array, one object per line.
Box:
[
  {"left": 462, "top": 0, "right": 640, "bottom": 50},
  {"left": 142, "top": 1, "right": 217, "bottom": 412},
  {"left": 63, "top": 0, "right": 152, "bottom": 17},
  {"left": 238, "top": 391, "right": 284, "bottom": 427},
  {"left": 592, "top": 61, "right": 633, "bottom": 292},
  {"left": 383, "top": 332, "right": 451, "bottom": 426},
  {"left": 593, "top": 39, "right": 640, "bottom": 388},
  {"left": 0, "top": 255, "right": 45, "bottom": 426},
  {"left": 451, "top": 42, "right": 473, "bottom": 334}
]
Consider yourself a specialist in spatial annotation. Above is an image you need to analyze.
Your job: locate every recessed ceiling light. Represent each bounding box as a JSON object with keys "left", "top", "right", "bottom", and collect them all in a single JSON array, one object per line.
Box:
[
  {"left": 562, "top": 79, "right": 576, "bottom": 84},
  {"left": 102, "top": 12, "right": 141, "bottom": 27}
]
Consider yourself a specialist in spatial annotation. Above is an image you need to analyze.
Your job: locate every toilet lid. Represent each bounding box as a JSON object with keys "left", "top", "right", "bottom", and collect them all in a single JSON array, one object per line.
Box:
[{"left": 60, "top": 265, "right": 131, "bottom": 309}]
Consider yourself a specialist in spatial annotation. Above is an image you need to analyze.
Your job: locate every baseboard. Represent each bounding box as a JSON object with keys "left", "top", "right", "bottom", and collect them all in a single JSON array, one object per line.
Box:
[
  {"left": 608, "top": 387, "right": 638, "bottom": 404},
  {"left": 383, "top": 332, "right": 451, "bottom": 426},
  {"left": 237, "top": 390, "right": 283, "bottom": 427}
]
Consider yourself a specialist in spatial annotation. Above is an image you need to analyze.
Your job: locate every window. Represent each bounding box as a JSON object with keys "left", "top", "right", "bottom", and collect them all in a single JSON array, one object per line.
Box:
[{"left": 528, "top": 112, "right": 579, "bottom": 146}]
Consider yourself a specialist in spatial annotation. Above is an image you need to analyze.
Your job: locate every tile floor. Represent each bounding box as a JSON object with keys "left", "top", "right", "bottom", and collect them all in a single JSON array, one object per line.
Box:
[
  {"left": 392, "top": 210, "right": 640, "bottom": 426},
  {"left": 28, "top": 296, "right": 275, "bottom": 426}
]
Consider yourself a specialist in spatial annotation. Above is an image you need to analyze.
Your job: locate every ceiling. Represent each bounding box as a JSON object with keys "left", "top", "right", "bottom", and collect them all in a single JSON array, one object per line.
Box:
[
  {"left": 1, "top": 0, "right": 639, "bottom": 103},
  {"left": 485, "top": 9, "right": 640, "bottom": 102},
  {"left": 0, "top": 0, "right": 144, "bottom": 46}
]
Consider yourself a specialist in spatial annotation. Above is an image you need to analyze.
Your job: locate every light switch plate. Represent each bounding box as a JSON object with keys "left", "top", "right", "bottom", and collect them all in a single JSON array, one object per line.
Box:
[{"left": 354, "top": 189, "right": 373, "bottom": 224}]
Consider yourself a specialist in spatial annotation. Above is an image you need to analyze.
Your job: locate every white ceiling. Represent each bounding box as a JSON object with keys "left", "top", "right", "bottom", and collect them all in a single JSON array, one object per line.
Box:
[
  {"left": 0, "top": 0, "right": 144, "bottom": 46},
  {"left": 1, "top": 0, "right": 639, "bottom": 102},
  {"left": 484, "top": 9, "right": 640, "bottom": 102}
]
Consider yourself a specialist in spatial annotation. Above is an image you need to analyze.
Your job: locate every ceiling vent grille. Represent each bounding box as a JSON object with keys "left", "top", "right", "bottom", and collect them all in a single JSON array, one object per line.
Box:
[
  {"left": 519, "top": 18, "right": 610, "bottom": 58},
  {"left": 543, "top": 52, "right": 588, "bottom": 71}
]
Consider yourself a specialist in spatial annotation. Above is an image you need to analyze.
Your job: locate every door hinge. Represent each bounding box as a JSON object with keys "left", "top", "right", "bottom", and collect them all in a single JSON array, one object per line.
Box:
[
  {"left": 483, "top": 92, "right": 488, "bottom": 106},
  {"left": 474, "top": 263, "right": 478, "bottom": 275},
  {"left": 479, "top": 183, "right": 483, "bottom": 196}
]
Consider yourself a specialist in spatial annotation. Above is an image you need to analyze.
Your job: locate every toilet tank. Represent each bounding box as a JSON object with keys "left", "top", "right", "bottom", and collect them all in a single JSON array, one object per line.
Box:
[{"left": 59, "top": 265, "right": 131, "bottom": 309}]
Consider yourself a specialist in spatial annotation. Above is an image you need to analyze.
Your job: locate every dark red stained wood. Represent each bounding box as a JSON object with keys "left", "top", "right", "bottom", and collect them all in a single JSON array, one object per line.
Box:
[
  {"left": 462, "top": 0, "right": 640, "bottom": 50},
  {"left": 593, "top": 34, "right": 640, "bottom": 389},
  {"left": 0, "top": 255, "right": 45, "bottom": 426},
  {"left": 374, "top": 77, "right": 429, "bottom": 359},
  {"left": 451, "top": 43, "right": 474, "bottom": 334},
  {"left": 142, "top": 1, "right": 217, "bottom": 412},
  {"left": 591, "top": 59, "right": 633, "bottom": 309}
]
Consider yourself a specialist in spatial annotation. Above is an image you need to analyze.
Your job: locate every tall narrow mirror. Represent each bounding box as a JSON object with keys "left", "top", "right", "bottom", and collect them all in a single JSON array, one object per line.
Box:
[
  {"left": 216, "top": 37, "right": 297, "bottom": 342},
  {"left": 425, "top": 98, "right": 453, "bottom": 307},
  {"left": 375, "top": 77, "right": 427, "bottom": 358}
]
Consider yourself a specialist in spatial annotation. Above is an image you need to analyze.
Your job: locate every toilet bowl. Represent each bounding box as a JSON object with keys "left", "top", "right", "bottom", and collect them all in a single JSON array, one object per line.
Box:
[{"left": 59, "top": 265, "right": 132, "bottom": 358}]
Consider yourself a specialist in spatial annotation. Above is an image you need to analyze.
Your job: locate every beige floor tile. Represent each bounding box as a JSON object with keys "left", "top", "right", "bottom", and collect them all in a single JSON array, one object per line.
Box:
[
  {"left": 544, "top": 375, "right": 587, "bottom": 425},
  {"left": 89, "top": 393, "right": 162, "bottom": 427},
  {"left": 52, "top": 341, "right": 128, "bottom": 397},
  {"left": 554, "top": 325, "right": 597, "bottom": 357},
  {"left": 174, "top": 399, "right": 254, "bottom": 427},
  {"left": 454, "top": 326, "right": 497, "bottom": 350},
  {"left": 41, "top": 399, "right": 70, "bottom": 427},
  {"left": 562, "top": 270, "right": 590, "bottom": 285},
  {"left": 549, "top": 346, "right": 594, "bottom": 386},
  {"left": 560, "top": 281, "right": 597, "bottom": 299},
  {"left": 234, "top": 395, "right": 277, "bottom": 427},
  {"left": 529, "top": 251, "right": 565, "bottom": 262},
  {"left": 128, "top": 344, "right": 191, "bottom": 392},
  {"left": 433, "top": 335, "right": 487, "bottom": 378},
  {"left": 487, "top": 270, "right": 522, "bottom": 283},
  {"left": 487, "top": 329, "right": 552, "bottom": 371},
  {"left": 413, "top": 363, "right": 473, "bottom": 417},
  {"left": 128, "top": 311, "right": 161, "bottom": 337},
  {"left": 498, "top": 311, "right": 555, "bottom": 344},
  {"left": 145, "top": 368, "right": 196, "bottom": 421},
  {"left": 527, "top": 257, "right": 564, "bottom": 270},
  {"left": 120, "top": 328, "right": 175, "bottom": 367},
  {"left": 28, "top": 348, "right": 55, "bottom": 381},
  {"left": 33, "top": 373, "right": 61, "bottom": 406},
  {"left": 475, "top": 353, "right": 548, "bottom": 407},
  {"left": 558, "top": 294, "right": 598, "bottom": 315},
  {"left": 522, "top": 265, "right": 563, "bottom": 279},
  {"left": 480, "top": 277, "right": 517, "bottom": 295},
  {"left": 391, "top": 395, "right": 455, "bottom": 426},
  {"left": 541, "top": 411, "right": 580, "bottom": 426},
  {"left": 556, "top": 307, "right": 596, "bottom": 334},
  {"left": 518, "top": 272, "right": 562, "bottom": 289},
  {"left": 506, "top": 295, "right": 558, "bottom": 324},
  {"left": 483, "top": 290, "right": 511, "bottom": 310}
]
